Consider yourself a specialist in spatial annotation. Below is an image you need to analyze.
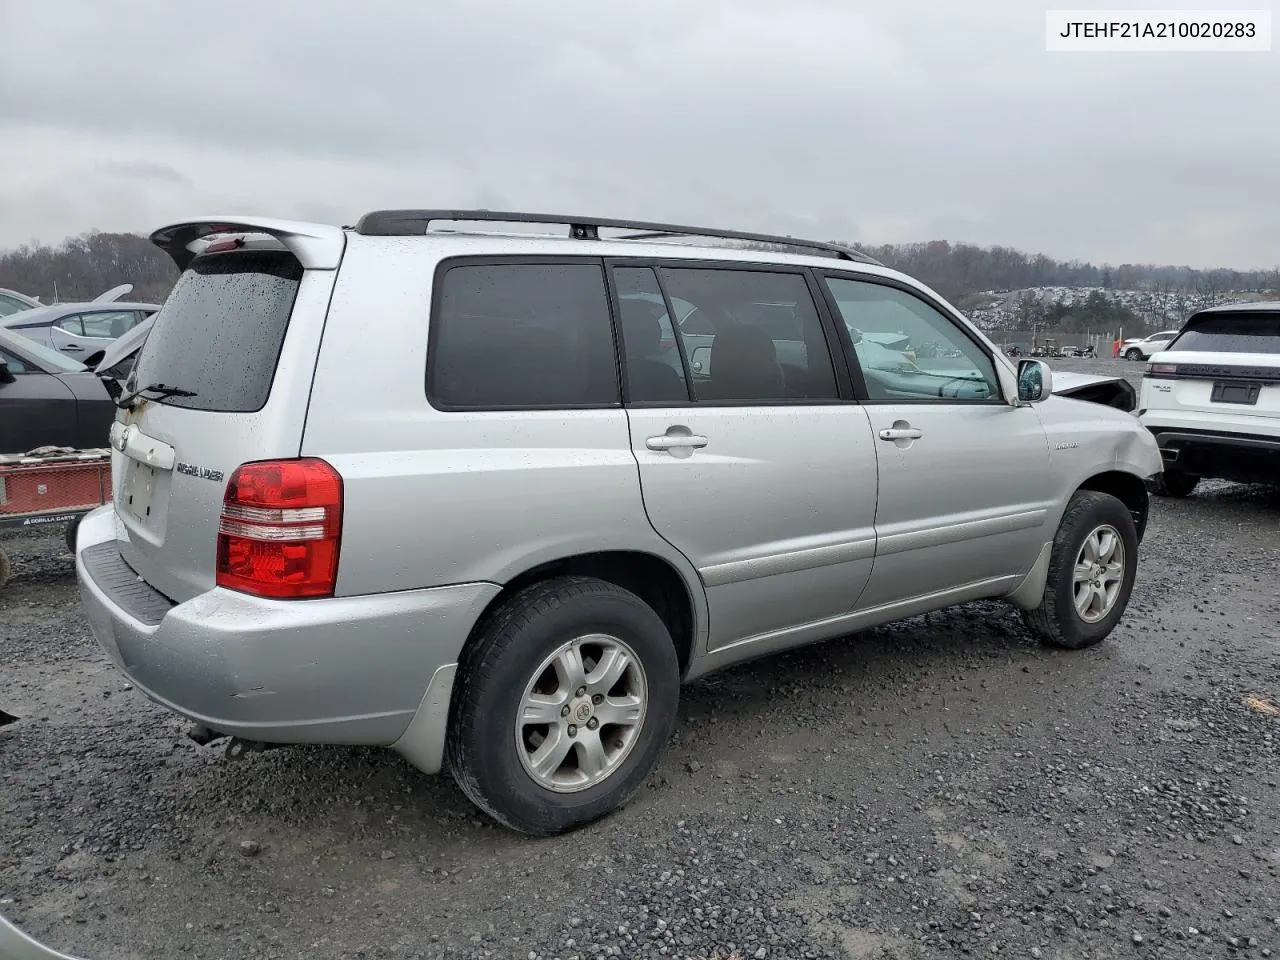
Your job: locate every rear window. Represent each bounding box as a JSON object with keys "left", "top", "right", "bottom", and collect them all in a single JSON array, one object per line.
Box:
[
  {"left": 428, "top": 262, "right": 618, "bottom": 409},
  {"left": 1169, "top": 313, "right": 1280, "bottom": 354},
  {"left": 131, "top": 251, "right": 303, "bottom": 412}
]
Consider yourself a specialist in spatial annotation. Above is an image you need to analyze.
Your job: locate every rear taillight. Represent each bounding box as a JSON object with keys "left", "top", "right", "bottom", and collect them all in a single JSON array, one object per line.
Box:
[
  {"left": 1147, "top": 362, "right": 1177, "bottom": 376},
  {"left": 216, "top": 458, "right": 343, "bottom": 599}
]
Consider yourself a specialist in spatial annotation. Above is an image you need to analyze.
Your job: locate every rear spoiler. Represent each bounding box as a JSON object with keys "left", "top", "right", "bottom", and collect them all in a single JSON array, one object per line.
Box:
[
  {"left": 149, "top": 217, "right": 347, "bottom": 272},
  {"left": 90, "top": 283, "right": 133, "bottom": 303}
]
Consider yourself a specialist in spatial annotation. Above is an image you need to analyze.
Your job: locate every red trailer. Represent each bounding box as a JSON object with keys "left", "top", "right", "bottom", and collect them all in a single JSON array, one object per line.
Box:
[{"left": 0, "top": 448, "right": 112, "bottom": 587}]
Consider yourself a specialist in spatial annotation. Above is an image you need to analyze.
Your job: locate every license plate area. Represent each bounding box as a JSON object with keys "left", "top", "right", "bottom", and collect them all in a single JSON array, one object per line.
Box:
[
  {"left": 1211, "top": 381, "right": 1261, "bottom": 405},
  {"left": 124, "top": 461, "right": 158, "bottom": 521}
]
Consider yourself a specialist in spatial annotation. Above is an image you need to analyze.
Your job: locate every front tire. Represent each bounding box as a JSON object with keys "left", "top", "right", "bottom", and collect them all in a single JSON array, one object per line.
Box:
[
  {"left": 1153, "top": 469, "right": 1199, "bottom": 498},
  {"left": 447, "top": 576, "right": 680, "bottom": 836},
  {"left": 1022, "top": 491, "right": 1138, "bottom": 650},
  {"left": 1124, "top": 347, "right": 1143, "bottom": 361}
]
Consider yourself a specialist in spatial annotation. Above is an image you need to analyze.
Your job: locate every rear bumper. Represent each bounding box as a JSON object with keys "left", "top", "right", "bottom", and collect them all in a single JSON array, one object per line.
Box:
[
  {"left": 74, "top": 505, "right": 499, "bottom": 764},
  {"left": 1145, "top": 427, "right": 1280, "bottom": 486}
]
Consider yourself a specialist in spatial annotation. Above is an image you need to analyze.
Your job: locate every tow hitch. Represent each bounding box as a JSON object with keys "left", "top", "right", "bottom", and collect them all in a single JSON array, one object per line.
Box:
[
  {"left": 224, "top": 737, "right": 284, "bottom": 761},
  {"left": 185, "top": 723, "right": 224, "bottom": 746},
  {"left": 184, "top": 723, "right": 283, "bottom": 760}
]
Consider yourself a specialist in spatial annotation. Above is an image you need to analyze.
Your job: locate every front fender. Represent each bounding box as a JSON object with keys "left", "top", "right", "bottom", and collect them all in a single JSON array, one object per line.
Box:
[{"left": 1034, "top": 395, "right": 1162, "bottom": 526}]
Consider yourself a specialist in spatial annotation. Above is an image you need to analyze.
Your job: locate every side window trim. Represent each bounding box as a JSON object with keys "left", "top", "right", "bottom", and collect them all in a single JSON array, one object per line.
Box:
[
  {"left": 604, "top": 256, "right": 852, "bottom": 408},
  {"left": 817, "top": 270, "right": 1007, "bottom": 406},
  {"left": 801, "top": 267, "right": 859, "bottom": 401},
  {"left": 603, "top": 263, "right": 694, "bottom": 407},
  {"left": 78, "top": 311, "right": 112, "bottom": 339},
  {"left": 650, "top": 268, "right": 696, "bottom": 401},
  {"left": 425, "top": 254, "right": 622, "bottom": 413}
]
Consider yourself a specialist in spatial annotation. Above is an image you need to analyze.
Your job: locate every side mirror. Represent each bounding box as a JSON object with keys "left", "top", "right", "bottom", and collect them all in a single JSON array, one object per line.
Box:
[
  {"left": 0, "top": 361, "right": 14, "bottom": 385},
  {"left": 1017, "top": 359, "right": 1053, "bottom": 403}
]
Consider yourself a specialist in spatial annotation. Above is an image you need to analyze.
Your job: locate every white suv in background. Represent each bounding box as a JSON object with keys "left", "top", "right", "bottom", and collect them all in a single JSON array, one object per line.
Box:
[
  {"left": 1140, "top": 303, "right": 1280, "bottom": 497},
  {"left": 1120, "top": 329, "right": 1180, "bottom": 361}
]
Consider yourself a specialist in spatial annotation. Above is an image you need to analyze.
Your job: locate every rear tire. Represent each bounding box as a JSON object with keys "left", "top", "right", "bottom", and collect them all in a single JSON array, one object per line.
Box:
[
  {"left": 1124, "top": 348, "right": 1143, "bottom": 361},
  {"left": 447, "top": 576, "right": 680, "bottom": 836},
  {"left": 1152, "top": 469, "right": 1199, "bottom": 498},
  {"left": 1022, "top": 491, "right": 1138, "bottom": 650}
]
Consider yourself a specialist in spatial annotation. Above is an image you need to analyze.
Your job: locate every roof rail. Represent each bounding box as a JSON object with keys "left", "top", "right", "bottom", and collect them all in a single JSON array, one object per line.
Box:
[{"left": 352, "top": 209, "right": 882, "bottom": 266}]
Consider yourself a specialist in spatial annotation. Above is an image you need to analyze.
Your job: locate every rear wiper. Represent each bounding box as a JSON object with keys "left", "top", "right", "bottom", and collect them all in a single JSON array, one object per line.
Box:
[{"left": 114, "top": 382, "right": 198, "bottom": 409}]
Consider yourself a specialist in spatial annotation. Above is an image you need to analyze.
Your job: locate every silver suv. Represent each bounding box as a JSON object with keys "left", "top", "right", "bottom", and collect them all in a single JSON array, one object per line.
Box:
[{"left": 75, "top": 211, "right": 1162, "bottom": 835}]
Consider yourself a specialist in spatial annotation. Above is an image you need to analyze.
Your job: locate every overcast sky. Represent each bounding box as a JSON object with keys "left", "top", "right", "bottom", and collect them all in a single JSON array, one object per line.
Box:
[{"left": 0, "top": 0, "right": 1276, "bottom": 268}]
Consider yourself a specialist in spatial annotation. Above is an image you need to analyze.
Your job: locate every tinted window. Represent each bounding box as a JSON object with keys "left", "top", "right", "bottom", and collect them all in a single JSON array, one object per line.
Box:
[
  {"left": 824, "top": 277, "right": 999, "bottom": 402},
  {"left": 614, "top": 267, "right": 690, "bottom": 403},
  {"left": 132, "top": 251, "right": 303, "bottom": 412},
  {"left": 656, "top": 268, "right": 838, "bottom": 402},
  {"left": 1169, "top": 313, "right": 1280, "bottom": 354},
  {"left": 430, "top": 262, "right": 618, "bottom": 409}
]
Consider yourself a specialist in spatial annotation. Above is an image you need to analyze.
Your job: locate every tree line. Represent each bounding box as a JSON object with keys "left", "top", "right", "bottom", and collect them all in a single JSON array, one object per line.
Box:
[
  {"left": 850, "top": 239, "right": 1280, "bottom": 304},
  {"left": 0, "top": 231, "right": 177, "bottom": 305},
  {"left": 2, "top": 230, "right": 1276, "bottom": 309}
]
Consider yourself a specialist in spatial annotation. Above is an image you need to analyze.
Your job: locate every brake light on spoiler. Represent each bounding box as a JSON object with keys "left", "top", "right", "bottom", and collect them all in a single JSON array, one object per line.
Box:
[{"left": 216, "top": 459, "right": 343, "bottom": 599}]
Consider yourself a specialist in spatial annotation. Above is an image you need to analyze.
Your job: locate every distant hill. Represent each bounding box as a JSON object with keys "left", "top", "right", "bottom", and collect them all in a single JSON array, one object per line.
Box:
[
  {"left": 2, "top": 231, "right": 1276, "bottom": 316},
  {"left": 851, "top": 239, "right": 1280, "bottom": 306}
]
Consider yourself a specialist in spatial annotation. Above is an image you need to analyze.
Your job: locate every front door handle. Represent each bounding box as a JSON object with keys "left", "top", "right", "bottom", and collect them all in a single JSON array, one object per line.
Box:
[
  {"left": 646, "top": 433, "right": 709, "bottom": 451},
  {"left": 878, "top": 427, "right": 923, "bottom": 441}
]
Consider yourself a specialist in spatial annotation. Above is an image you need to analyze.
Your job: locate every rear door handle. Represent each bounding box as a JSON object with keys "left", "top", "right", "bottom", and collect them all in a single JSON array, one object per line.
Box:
[
  {"left": 646, "top": 434, "right": 709, "bottom": 451},
  {"left": 878, "top": 427, "right": 923, "bottom": 441},
  {"left": 62, "top": 344, "right": 84, "bottom": 352}
]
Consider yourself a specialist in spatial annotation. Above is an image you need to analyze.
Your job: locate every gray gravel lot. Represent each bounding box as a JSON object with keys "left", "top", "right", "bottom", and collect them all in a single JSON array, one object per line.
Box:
[{"left": 3, "top": 359, "right": 1279, "bottom": 960}]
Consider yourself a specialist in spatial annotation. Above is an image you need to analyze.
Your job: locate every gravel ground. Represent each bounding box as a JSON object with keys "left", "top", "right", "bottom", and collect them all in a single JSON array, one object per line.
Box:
[{"left": 3, "top": 359, "right": 1279, "bottom": 960}]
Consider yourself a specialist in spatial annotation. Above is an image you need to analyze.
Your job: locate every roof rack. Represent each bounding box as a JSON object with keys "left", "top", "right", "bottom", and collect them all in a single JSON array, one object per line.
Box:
[{"left": 352, "top": 209, "right": 882, "bottom": 265}]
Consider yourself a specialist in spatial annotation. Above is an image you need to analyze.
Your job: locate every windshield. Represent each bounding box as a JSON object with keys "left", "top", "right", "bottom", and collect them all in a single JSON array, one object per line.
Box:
[
  {"left": 1168, "top": 313, "right": 1280, "bottom": 354},
  {"left": 0, "top": 294, "right": 34, "bottom": 317},
  {"left": 0, "top": 327, "right": 87, "bottom": 372}
]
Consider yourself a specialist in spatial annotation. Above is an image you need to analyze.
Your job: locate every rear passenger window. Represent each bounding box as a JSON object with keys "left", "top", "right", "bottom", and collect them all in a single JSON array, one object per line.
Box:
[
  {"left": 654, "top": 268, "right": 839, "bottom": 403},
  {"left": 80, "top": 311, "right": 135, "bottom": 338},
  {"left": 430, "top": 262, "right": 618, "bottom": 410}
]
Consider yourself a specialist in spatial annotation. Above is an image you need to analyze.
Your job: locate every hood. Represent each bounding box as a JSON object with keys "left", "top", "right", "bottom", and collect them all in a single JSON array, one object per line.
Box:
[
  {"left": 1050, "top": 370, "right": 1137, "bottom": 412},
  {"left": 91, "top": 317, "right": 153, "bottom": 374}
]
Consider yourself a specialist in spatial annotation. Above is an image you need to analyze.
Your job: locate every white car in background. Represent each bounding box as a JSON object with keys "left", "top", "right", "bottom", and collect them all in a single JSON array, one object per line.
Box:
[
  {"left": 0, "top": 287, "right": 43, "bottom": 317},
  {"left": 1140, "top": 303, "right": 1280, "bottom": 497},
  {"left": 1120, "top": 329, "right": 1180, "bottom": 361},
  {"left": 0, "top": 284, "right": 159, "bottom": 360}
]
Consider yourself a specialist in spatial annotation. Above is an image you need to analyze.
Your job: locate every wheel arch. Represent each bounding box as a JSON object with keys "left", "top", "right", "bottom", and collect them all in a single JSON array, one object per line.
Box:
[
  {"left": 1076, "top": 469, "right": 1150, "bottom": 542},
  {"left": 470, "top": 549, "right": 705, "bottom": 680}
]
